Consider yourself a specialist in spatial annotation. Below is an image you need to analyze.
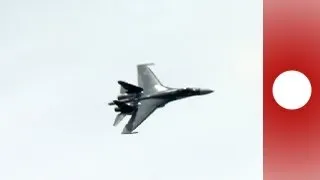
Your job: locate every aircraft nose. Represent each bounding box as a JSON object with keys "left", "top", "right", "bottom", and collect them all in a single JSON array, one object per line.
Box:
[{"left": 199, "top": 89, "right": 214, "bottom": 95}]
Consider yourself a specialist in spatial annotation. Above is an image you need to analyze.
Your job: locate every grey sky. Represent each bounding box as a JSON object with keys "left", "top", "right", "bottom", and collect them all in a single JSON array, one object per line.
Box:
[{"left": 0, "top": 0, "right": 262, "bottom": 179}]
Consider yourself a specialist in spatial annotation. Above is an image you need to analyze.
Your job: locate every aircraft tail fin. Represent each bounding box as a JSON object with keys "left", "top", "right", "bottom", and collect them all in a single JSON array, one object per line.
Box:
[{"left": 137, "top": 63, "right": 168, "bottom": 94}]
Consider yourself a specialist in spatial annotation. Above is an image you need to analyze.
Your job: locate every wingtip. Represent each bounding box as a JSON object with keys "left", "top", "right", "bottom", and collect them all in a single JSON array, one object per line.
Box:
[
  {"left": 137, "top": 63, "right": 155, "bottom": 67},
  {"left": 121, "top": 130, "right": 138, "bottom": 135},
  {"left": 121, "top": 126, "right": 138, "bottom": 134},
  {"left": 121, "top": 126, "right": 130, "bottom": 134}
]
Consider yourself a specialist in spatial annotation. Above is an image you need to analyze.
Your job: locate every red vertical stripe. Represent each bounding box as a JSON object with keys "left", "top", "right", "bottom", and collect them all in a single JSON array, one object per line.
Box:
[{"left": 264, "top": 0, "right": 320, "bottom": 180}]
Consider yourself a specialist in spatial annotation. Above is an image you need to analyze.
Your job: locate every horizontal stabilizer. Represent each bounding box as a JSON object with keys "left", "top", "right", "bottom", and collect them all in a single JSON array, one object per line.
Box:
[
  {"left": 118, "top": 81, "right": 143, "bottom": 94},
  {"left": 113, "top": 113, "right": 126, "bottom": 126},
  {"left": 138, "top": 63, "right": 155, "bottom": 66}
]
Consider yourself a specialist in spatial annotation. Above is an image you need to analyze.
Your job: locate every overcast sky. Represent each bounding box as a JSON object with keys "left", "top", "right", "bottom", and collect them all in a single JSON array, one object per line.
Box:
[{"left": 0, "top": 0, "right": 262, "bottom": 179}]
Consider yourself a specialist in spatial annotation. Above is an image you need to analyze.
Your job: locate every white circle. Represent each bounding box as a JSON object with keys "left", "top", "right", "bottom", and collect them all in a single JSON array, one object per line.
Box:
[{"left": 272, "top": 70, "right": 312, "bottom": 110}]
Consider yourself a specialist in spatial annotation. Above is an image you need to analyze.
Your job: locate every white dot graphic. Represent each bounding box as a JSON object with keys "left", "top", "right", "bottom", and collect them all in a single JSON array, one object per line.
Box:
[{"left": 272, "top": 70, "right": 312, "bottom": 110}]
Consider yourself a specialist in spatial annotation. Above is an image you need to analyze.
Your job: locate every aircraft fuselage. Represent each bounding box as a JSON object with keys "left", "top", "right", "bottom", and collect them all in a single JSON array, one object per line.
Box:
[{"left": 109, "top": 87, "right": 213, "bottom": 107}]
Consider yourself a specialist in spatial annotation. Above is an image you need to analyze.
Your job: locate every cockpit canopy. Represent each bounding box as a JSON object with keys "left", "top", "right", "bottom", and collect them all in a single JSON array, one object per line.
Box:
[
  {"left": 177, "top": 87, "right": 201, "bottom": 95},
  {"left": 184, "top": 87, "right": 200, "bottom": 91}
]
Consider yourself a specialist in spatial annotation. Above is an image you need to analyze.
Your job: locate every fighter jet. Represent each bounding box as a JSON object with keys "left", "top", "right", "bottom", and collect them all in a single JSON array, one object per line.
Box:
[{"left": 108, "top": 63, "right": 214, "bottom": 134}]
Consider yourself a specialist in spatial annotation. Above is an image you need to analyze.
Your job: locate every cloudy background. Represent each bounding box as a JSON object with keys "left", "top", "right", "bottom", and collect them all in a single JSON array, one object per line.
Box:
[{"left": 0, "top": 0, "right": 262, "bottom": 179}]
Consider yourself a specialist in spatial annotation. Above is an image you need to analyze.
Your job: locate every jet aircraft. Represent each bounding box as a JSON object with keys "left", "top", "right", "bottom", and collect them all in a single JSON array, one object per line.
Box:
[{"left": 108, "top": 63, "right": 214, "bottom": 134}]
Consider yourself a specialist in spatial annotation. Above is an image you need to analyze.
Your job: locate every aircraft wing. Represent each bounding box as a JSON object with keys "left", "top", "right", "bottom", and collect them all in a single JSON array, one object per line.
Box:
[
  {"left": 122, "top": 98, "right": 166, "bottom": 134},
  {"left": 137, "top": 63, "right": 167, "bottom": 94}
]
